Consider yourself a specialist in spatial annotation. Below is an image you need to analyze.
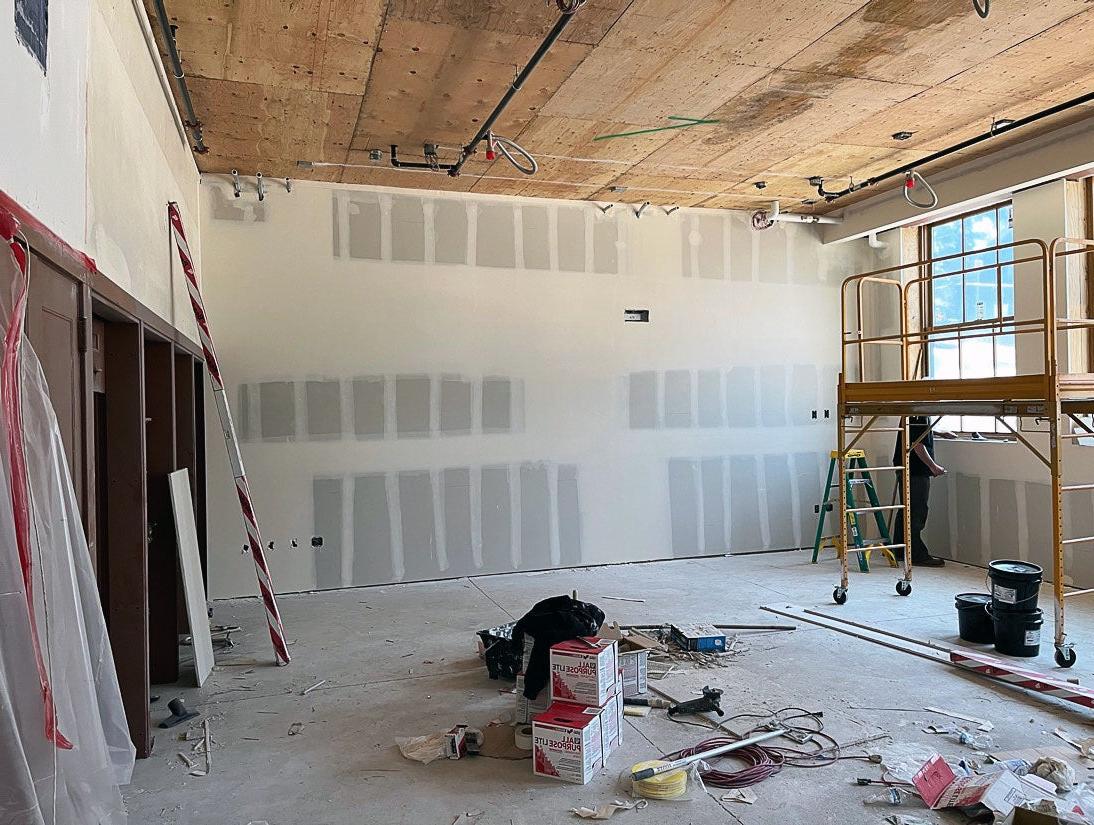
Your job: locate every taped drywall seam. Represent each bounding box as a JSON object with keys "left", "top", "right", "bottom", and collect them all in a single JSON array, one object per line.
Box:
[
  {"left": 292, "top": 380, "right": 306, "bottom": 441},
  {"left": 383, "top": 375, "right": 397, "bottom": 442},
  {"left": 655, "top": 371, "right": 666, "bottom": 429},
  {"left": 975, "top": 475, "right": 989, "bottom": 566},
  {"left": 689, "top": 371, "right": 700, "bottom": 427},
  {"left": 466, "top": 202, "right": 478, "bottom": 266},
  {"left": 385, "top": 472, "right": 404, "bottom": 581},
  {"left": 508, "top": 464, "right": 522, "bottom": 568},
  {"left": 339, "top": 378, "right": 354, "bottom": 440},
  {"left": 429, "top": 376, "right": 440, "bottom": 436},
  {"left": 722, "top": 453, "right": 733, "bottom": 552},
  {"left": 722, "top": 213, "right": 732, "bottom": 281},
  {"left": 1015, "top": 482, "right": 1030, "bottom": 562},
  {"left": 336, "top": 193, "right": 351, "bottom": 259},
  {"left": 947, "top": 474, "right": 960, "bottom": 561},
  {"left": 750, "top": 222, "right": 760, "bottom": 282},
  {"left": 340, "top": 476, "right": 353, "bottom": 588},
  {"left": 692, "top": 459, "right": 706, "bottom": 555},
  {"left": 757, "top": 456, "right": 772, "bottom": 550},
  {"left": 422, "top": 199, "right": 436, "bottom": 265},
  {"left": 789, "top": 453, "right": 804, "bottom": 549},
  {"left": 379, "top": 194, "right": 392, "bottom": 262},
  {"left": 471, "top": 376, "right": 484, "bottom": 437},
  {"left": 513, "top": 204, "right": 525, "bottom": 270},
  {"left": 548, "top": 463, "right": 561, "bottom": 566},
  {"left": 470, "top": 465, "right": 483, "bottom": 569},
  {"left": 583, "top": 209, "right": 595, "bottom": 274},
  {"left": 548, "top": 205, "right": 559, "bottom": 271},
  {"left": 688, "top": 215, "right": 700, "bottom": 278},
  {"left": 431, "top": 469, "right": 448, "bottom": 572}
]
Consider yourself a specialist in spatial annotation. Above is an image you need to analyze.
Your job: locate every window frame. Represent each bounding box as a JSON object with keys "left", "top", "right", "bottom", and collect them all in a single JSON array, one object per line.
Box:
[{"left": 921, "top": 201, "right": 1016, "bottom": 435}]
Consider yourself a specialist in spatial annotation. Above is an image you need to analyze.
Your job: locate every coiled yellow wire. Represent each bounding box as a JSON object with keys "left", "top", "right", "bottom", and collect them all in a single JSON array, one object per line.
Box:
[{"left": 630, "top": 760, "right": 688, "bottom": 800}]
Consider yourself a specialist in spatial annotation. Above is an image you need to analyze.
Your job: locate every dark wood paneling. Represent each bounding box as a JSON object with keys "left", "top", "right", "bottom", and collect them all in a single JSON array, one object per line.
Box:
[
  {"left": 24, "top": 252, "right": 83, "bottom": 511},
  {"left": 103, "top": 319, "right": 151, "bottom": 758},
  {"left": 174, "top": 351, "right": 197, "bottom": 632},
  {"left": 145, "top": 340, "right": 178, "bottom": 685}
]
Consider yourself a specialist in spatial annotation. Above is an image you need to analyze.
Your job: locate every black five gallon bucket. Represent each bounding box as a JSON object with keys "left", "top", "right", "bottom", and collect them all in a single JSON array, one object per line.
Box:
[
  {"left": 955, "top": 593, "right": 994, "bottom": 644},
  {"left": 990, "top": 605, "right": 1043, "bottom": 657},
  {"left": 988, "top": 559, "right": 1042, "bottom": 612}
]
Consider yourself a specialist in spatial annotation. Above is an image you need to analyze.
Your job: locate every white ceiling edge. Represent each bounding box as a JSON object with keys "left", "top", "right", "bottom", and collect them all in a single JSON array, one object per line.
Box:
[{"left": 822, "top": 118, "right": 1094, "bottom": 245}]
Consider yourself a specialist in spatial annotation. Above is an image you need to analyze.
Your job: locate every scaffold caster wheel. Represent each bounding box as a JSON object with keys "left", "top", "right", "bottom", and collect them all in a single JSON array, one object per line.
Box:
[
  {"left": 1055, "top": 647, "right": 1078, "bottom": 668},
  {"left": 896, "top": 580, "right": 912, "bottom": 596},
  {"left": 833, "top": 587, "right": 847, "bottom": 605}
]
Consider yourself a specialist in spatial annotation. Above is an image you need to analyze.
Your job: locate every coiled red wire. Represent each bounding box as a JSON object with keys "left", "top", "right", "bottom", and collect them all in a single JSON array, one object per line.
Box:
[{"left": 666, "top": 738, "right": 784, "bottom": 788}]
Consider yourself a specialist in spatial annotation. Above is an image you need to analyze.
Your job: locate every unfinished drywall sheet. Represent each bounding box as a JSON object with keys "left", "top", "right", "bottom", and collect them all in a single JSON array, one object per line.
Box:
[
  {"left": 726, "top": 367, "right": 758, "bottom": 427},
  {"left": 353, "top": 474, "right": 394, "bottom": 585},
  {"left": 259, "top": 382, "right": 296, "bottom": 440},
  {"left": 346, "top": 194, "right": 383, "bottom": 260},
  {"left": 697, "top": 370, "right": 723, "bottom": 428},
  {"left": 439, "top": 377, "right": 473, "bottom": 434},
  {"left": 391, "top": 196, "right": 426, "bottom": 263},
  {"left": 701, "top": 458, "right": 727, "bottom": 553},
  {"left": 628, "top": 371, "right": 659, "bottom": 429},
  {"left": 593, "top": 217, "right": 619, "bottom": 274},
  {"left": 476, "top": 203, "right": 516, "bottom": 268},
  {"left": 482, "top": 378, "right": 512, "bottom": 433},
  {"left": 443, "top": 468, "right": 475, "bottom": 576},
  {"left": 668, "top": 459, "right": 700, "bottom": 557},
  {"left": 201, "top": 181, "right": 856, "bottom": 597},
  {"left": 730, "top": 456, "right": 763, "bottom": 551},
  {"left": 557, "top": 207, "right": 585, "bottom": 272},
  {"left": 764, "top": 455, "right": 795, "bottom": 549},
  {"left": 758, "top": 225, "right": 790, "bottom": 284},
  {"left": 481, "top": 466, "right": 512, "bottom": 572},
  {"left": 557, "top": 465, "right": 582, "bottom": 566},
  {"left": 955, "top": 473, "right": 984, "bottom": 565},
  {"left": 399, "top": 471, "right": 437, "bottom": 581},
  {"left": 520, "top": 465, "right": 552, "bottom": 570},
  {"left": 794, "top": 452, "right": 824, "bottom": 548},
  {"left": 313, "top": 478, "right": 344, "bottom": 589},
  {"left": 353, "top": 378, "right": 385, "bottom": 438},
  {"left": 663, "top": 370, "right": 693, "bottom": 429},
  {"left": 1025, "top": 481, "right": 1054, "bottom": 579},
  {"left": 988, "top": 479, "right": 1020, "bottom": 563},
  {"left": 396, "top": 376, "right": 432, "bottom": 437},
  {"left": 306, "top": 380, "right": 342, "bottom": 439},
  {"left": 434, "top": 200, "right": 468, "bottom": 265},
  {"left": 521, "top": 206, "right": 551, "bottom": 270},
  {"left": 760, "top": 366, "right": 788, "bottom": 427}
]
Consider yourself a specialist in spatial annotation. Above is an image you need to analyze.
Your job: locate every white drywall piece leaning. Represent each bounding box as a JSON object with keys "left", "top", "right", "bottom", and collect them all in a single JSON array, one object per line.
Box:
[{"left": 170, "top": 469, "right": 215, "bottom": 685}]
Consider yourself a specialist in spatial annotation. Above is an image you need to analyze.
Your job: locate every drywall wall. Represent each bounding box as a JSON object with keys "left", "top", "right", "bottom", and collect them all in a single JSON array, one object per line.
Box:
[
  {"left": 86, "top": 0, "right": 200, "bottom": 339},
  {"left": 0, "top": 0, "right": 90, "bottom": 245},
  {"left": 199, "top": 179, "right": 886, "bottom": 598}
]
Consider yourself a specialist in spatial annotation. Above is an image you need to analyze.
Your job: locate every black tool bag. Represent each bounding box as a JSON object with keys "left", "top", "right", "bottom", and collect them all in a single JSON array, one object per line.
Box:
[
  {"left": 476, "top": 622, "right": 521, "bottom": 680},
  {"left": 512, "top": 595, "right": 605, "bottom": 699}
]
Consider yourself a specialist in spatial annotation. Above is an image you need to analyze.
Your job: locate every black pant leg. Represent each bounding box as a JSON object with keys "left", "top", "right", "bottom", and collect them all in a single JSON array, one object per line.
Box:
[{"left": 909, "top": 474, "right": 931, "bottom": 560}]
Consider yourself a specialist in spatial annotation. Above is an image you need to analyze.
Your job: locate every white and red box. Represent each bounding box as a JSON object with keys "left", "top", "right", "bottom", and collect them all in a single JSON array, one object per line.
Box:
[
  {"left": 532, "top": 703, "right": 604, "bottom": 784},
  {"left": 549, "top": 638, "right": 618, "bottom": 706}
]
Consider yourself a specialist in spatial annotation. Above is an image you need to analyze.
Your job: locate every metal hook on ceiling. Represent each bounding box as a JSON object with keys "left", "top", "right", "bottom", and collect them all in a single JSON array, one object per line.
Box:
[
  {"left": 663, "top": 206, "right": 680, "bottom": 215},
  {"left": 634, "top": 202, "right": 650, "bottom": 219},
  {"left": 255, "top": 172, "right": 265, "bottom": 202},
  {"left": 902, "top": 171, "right": 938, "bottom": 210},
  {"left": 231, "top": 169, "right": 242, "bottom": 198},
  {"left": 972, "top": 0, "right": 989, "bottom": 19},
  {"left": 596, "top": 203, "right": 614, "bottom": 214}
]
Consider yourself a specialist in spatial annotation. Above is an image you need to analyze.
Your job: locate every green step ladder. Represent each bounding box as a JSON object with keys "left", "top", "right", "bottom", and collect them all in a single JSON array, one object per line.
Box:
[{"left": 811, "top": 449, "right": 897, "bottom": 573}]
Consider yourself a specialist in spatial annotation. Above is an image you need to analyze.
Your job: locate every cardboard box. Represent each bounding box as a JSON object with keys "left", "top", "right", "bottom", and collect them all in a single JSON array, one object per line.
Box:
[
  {"left": 619, "top": 648, "right": 649, "bottom": 697},
  {"left": 532, "top": 703, "right": 604, "bottom": 784},
  {"left": 515, "top": 672, "right": 550, "bottom": 725},
  {"left": 670, "top": 623, "right": 727, "bottom": 652},
  {"left": 599, "top": 688, "right": 623, "bottom": 761},
  {"left": 549, "top": 638, "right": 618, "bottom": 706},
  {"left": 913, "top": 754, "right": 1031, "bottom": 818}
]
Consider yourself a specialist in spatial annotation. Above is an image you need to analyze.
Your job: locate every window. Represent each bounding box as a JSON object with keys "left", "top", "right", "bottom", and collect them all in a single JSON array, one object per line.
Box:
[{"left": 925, "top": 203, "right": 1014, "bottom": 433}]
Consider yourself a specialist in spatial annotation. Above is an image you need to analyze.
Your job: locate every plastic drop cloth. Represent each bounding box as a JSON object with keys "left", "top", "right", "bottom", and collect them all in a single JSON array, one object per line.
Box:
[{"left": 1, "top": 221, "right": 134, "bottom": 824}]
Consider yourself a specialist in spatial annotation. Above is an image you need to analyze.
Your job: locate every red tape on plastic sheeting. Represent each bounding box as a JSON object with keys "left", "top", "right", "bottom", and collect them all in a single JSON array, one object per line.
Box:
[
  {"left": 1, "top": 211, "right": 72, "bottom": 749},
  {"left": 0, "top": 190, "right": 97, "bottom": 277}
]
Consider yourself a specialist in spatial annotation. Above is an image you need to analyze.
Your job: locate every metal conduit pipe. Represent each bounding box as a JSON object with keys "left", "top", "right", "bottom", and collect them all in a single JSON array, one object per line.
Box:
[
  {"left": 814, "top": 90, "right": 1094, "bottom": 204},
  {"left": 446, "top": 7, "right": 580, "bottom": 177},
  {"left": 151, "top": 0, "right": 208, "bottom": 154}
]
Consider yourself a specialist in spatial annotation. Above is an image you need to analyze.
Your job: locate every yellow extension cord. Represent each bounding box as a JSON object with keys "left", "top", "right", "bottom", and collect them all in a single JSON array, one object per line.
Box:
[{"left": 630, "top": 760, "right": 688, "bottom": 800}]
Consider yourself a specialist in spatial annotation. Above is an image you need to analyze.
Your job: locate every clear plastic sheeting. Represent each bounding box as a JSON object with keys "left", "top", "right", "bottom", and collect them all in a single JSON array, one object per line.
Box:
[{"left": 1, "top": 221, "right": 134, "bottom": 824}]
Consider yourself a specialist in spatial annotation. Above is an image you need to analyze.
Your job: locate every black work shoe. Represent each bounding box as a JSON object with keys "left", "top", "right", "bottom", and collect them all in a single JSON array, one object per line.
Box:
[{"left": 913, "top": 555, "right": 945, "bottom": 567}]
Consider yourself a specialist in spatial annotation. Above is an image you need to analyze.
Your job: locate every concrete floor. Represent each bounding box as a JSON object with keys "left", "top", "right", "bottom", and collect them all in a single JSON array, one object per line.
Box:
[{"left": 126, "top": 552, "right": 1094, "bottom": 825}]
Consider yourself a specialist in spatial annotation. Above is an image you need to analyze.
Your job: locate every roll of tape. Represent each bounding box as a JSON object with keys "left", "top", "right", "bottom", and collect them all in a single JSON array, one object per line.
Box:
[{"left": 514, "top": 724, "right": 533, "bottom": 750}]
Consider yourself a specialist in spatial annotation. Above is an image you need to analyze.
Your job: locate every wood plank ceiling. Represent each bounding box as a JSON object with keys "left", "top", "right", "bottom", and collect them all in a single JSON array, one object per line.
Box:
[{"left": 148, "top": 0, "right": 1094, "bottom": 212}]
